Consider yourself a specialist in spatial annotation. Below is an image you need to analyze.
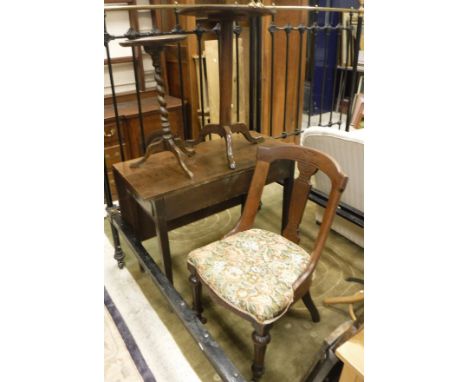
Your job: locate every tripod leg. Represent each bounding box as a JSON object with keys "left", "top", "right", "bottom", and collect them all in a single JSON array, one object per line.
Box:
[
  {"left": 222, "top": 126, "right": 236, "bottom": 170},
  {"left": 192, "top": 124, "right": 225, "bottom": 145},
  {"left": 231, "top": 123, "right": 264, "bottom": 144},
  {"left": 166, "top": 139, "right": 194, "bottom": 179},
  {"left": 173, "top": 137, "right": 195, "bottom": 157},
  {"left": 130, "top": 138, "right": 163, "bottom": 168}
]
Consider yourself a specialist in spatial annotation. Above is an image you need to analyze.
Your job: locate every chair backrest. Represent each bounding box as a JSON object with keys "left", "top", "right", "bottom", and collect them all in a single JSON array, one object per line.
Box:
[{"left": 231, "top": 143, "right": 347, "bottom": 268}]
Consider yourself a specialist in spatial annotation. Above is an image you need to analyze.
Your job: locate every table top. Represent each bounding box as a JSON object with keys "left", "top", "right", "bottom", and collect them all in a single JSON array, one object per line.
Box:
[
  {"left": 336, "top": 328, "right": 364, "bottom": 377},
  {"left": 112, "top": 133, "right": 285, "bottom": 201}
]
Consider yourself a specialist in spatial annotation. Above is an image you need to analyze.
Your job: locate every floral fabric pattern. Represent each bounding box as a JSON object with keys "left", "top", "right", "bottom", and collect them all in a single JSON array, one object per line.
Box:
[{"left": 187, "top": 229, "right": 311, "bottom": 323}]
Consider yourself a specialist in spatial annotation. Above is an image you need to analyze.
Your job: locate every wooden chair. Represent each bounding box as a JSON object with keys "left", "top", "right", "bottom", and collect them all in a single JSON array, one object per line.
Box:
[{"left": 187, "top": 144, "right": 348, "bottom": 381}]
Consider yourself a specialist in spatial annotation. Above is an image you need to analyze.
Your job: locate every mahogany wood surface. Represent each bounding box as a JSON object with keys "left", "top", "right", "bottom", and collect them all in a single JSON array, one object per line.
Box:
[
  {"left": 113, "top": 133, "right": 294, "bottom": 283},
  {"left": 260, "top": 0, "right": 309, "bottom": 143},
  {"left": 114, "top": 133, "right": 285, "bottom": 201},
  {"left": 104, "top": 94, "right": 182, "bottom": 122}
]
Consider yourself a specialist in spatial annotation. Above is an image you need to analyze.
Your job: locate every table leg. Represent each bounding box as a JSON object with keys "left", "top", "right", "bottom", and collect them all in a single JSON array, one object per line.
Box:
[
  {"left": 152, "top": 199, "right": 173, "bottom": 284},
  {"left": 281, "top": 162, "right": 295, "bottom": 232}
]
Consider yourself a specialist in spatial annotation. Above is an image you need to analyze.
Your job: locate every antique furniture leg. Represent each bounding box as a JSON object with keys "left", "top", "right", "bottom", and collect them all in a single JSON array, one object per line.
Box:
[
  {"left": 192, "top": 123, "right": 225, "bottom": 143},
  {"left": 152, "top": 199, "right": 173, "bottom": 284},
  {"left": 130, "top": 138, "right": 163, "bottom": 168},
  {"left": 173, "top": 136, "right": 195, "bottom": 156},
  {"left": 165, "top": 138, "right": 194, "bottom": 179},
  {"left": 302, "top": 291, "right": 321, "bottom": 322},
  {"left": 223, "top": 125, "right": 236, "bottom": 169},
  {"left": 111, "top": 221, "right": 125, "bottom": 269},
  {"left": 105, "top": 166, "right": 126, "bottom": 269},
  {"left": 231, "top": 122, "right": 264, "bottom": 144},
  {"left": 251, "top": 324, "right": 272, "bottom": 381},
  {"left": 188, "top": 266, "right": 207, "bottom": 323},
  {"left": 120, "top": 35, "right": 194, "bottom": 179}
]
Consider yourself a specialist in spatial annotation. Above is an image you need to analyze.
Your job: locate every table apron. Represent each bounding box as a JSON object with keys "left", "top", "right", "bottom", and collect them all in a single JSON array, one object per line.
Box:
[{"left": 163, "top": 160, "right": 290, "bottom": 221}]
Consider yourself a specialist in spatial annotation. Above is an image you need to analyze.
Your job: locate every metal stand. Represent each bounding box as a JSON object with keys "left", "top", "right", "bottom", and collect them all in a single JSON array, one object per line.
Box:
[
  {"left": 179, "top": 5, "right": 273, "bottom": 169},
  {"left": 120, "top": 35, "right": 195, "bottom": 178},
  {"left": 104, "top": 160, "right": 125, "bottom": 269}
]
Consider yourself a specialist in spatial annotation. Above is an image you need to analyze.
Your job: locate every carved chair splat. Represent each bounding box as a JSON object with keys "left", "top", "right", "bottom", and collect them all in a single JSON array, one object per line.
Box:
[{"left": 187, "top": 144, "right": 348, "bottom": 380}]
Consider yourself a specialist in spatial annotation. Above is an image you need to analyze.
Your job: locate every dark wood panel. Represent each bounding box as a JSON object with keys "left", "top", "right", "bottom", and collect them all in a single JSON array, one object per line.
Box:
[
  {"left": 106, "top": 142, "right": 131, "bottom": 201},
  {"left": 164, "top": 159, "right": 289, "bottom": 221},
  {"left": 260, "top": 0, "right": 308, "bottom": 143},
  {"left": 104, "top": 94, "right": 182, "bottom": 121},
  {"left": 105, "top": 89, "right": 156, "bottom": 105},
  {"left": 104, "top": 56, "right": 133, "bottom": 65},
  {"left": 126, "top": 106, "right": 184, "bottom": 158},
  {"left": 107, "top": 171, "right": 118, "bottom": 201},
  {"left": 104, "top": 118, "right": 125, "bottom": 147},
  {"left": 113, "top": 169, "right": 155, "bottom": 241},
  {"left": 105, "top": 144, "right": 128, "bottom": 169}
]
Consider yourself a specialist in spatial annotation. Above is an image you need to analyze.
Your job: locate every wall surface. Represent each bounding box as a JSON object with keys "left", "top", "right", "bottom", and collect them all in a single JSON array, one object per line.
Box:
[{"left": 104, "top": 0, "right": 156, "bottom": 95}]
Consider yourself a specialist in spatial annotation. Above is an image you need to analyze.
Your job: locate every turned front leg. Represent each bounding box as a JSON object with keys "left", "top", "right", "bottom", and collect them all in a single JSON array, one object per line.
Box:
[
  {"left": 107, "top": 206, "right": 125, "bottom": 269},
  {"left": 251, "top": 324, "right": 272, "bottom": 381},
  {"left": 188, "top": 266, "right": 207, "bottom": 323}
]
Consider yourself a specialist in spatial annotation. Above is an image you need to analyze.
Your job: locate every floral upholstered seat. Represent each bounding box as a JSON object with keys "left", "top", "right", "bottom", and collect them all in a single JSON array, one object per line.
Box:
[{"left": 187, "top": 228, "right": 311, "bottom": 323}]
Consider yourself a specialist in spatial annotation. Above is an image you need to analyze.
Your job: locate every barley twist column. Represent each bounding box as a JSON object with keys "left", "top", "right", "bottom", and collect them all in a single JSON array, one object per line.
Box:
[{"left": 153, "top": 58, "right": 171, "bottom": 138}]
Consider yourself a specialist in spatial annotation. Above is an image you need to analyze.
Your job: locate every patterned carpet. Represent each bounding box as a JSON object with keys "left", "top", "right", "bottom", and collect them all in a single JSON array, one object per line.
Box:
[{"left": 104, "top": 182, "right": 364, "bottom": 381}]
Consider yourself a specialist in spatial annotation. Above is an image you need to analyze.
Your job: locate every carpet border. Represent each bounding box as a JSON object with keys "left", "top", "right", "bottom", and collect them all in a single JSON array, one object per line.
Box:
[{"left": 104, "top": 287, "right": 157, "bottom": 382}]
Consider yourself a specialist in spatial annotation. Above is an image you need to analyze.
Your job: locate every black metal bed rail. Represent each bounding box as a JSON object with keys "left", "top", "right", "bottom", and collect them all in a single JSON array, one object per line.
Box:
[
  {"left": 108, "top": 211, "right": 246, "bottom": 382},
  {"left": 309, "top": 189, "right": 364, "bottom": 228}
]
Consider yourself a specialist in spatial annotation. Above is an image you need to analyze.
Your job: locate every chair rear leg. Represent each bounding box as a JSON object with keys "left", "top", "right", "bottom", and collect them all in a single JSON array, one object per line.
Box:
[
  {"left": 188, "top": 267, "right": 207, "bottom": 323},
  {"left": 302, "top": 291, "right": 321, "bottom": 322},
  {"left": 251, "top": 324, "right": 272, "bottom": 381}
]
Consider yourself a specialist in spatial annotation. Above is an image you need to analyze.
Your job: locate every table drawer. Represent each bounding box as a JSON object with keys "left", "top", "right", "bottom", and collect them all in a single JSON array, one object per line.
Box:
[
  {"left": 104, "top": 119, "right": 124, "bottom": 147},
  {"left": 163, "top": 160, "right": 290, "bottom": 221}
]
